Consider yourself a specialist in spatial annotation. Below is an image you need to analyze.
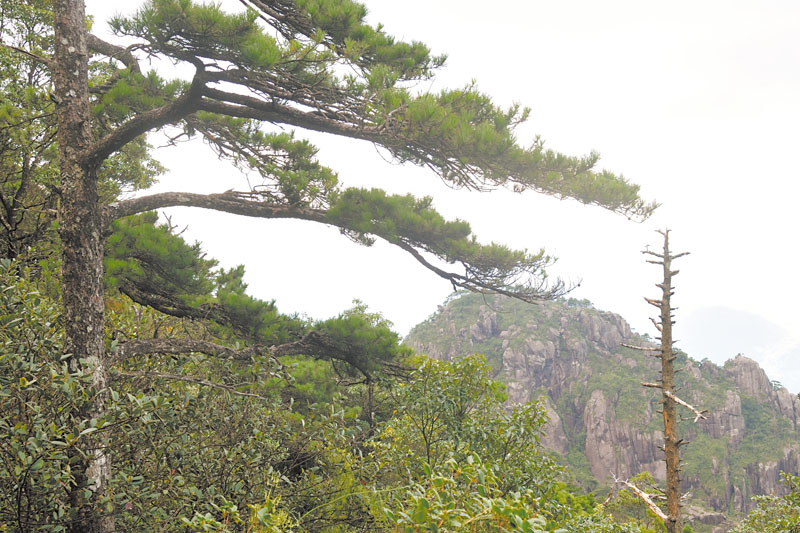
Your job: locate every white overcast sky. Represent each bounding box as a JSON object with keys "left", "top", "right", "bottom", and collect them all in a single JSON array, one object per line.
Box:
[{"left": 86, "top": 0, "right": 800, "bottom": 391}]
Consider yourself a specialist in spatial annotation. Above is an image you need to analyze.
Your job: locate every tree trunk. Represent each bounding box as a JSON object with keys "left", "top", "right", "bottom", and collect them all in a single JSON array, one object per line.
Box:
[
  {"left": 657, "top": 232, "right": 682, "bottom": 533},
  {"left": 53, "top": 0, "right": 113, "bottom": 531}
]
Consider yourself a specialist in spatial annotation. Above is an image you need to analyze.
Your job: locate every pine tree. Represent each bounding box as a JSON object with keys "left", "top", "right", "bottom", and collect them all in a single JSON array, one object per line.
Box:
[{"left": 10, "top": 0, "right": 657, "bottom": 530}]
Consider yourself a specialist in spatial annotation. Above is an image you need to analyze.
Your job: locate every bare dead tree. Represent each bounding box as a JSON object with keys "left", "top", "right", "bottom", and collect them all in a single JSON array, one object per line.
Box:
[{"left": 617, "top": 229, "right": 707, "bottom": 533}]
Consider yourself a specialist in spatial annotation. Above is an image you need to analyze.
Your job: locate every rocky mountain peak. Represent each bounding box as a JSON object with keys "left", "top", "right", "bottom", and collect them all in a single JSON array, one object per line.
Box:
[
  {"left": 406, "top": 293, "right": 800, "bottom": 524},
  {"left": 729, "top": 354, "right": 772, "bottom": 399}
]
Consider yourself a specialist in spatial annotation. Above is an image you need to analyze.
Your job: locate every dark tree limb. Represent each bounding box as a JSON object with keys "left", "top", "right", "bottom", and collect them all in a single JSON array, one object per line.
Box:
[
  {"left": 198, "top": 90, "right": 375, "bottom": 141},
  {"left": 86, "top": 34, "right": 141, "bottom": 74},
  {"left": 105, "top": 190, "right": 324, "bottom": 225},
  {"left": 111, "top": 338, "right": 266, "bottom": 364},
  {"left": 83, "top": 74, "right": 205, "bottom": 167},
  {"left": 113, "top": 331, "right": 404, "bottom": 381},
  {"left": 114, "top": 370, "right": 269, "bottom": 399}
]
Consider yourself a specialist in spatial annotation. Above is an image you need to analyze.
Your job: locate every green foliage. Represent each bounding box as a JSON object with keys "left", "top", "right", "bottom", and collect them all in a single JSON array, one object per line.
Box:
[
  {"left": 213, "top": 265, "right": 305, "bottom": 344},
  {"left": 328, "top": 189, "right": 557, "bottom": 301},
  {"left": 681, "top": 433, "right": 728, "bottom": 502},
  {"left": 307, "top": 304, "right": 410, "bottom": 387},
  {"left": 106, "top": 214, "right": 306, "bottom": 344},
  {"left": 0, "top": 0, "right": 162, "bottom": 262},
  {"left": 729, "top": 396, "right": 796, "bottom": 482},
  {"left": 0, "top": 259, "right": 639, "bottom": 531},
  {"left": 102, "top": 285, "right": 386, "bottom": 531},
  {"left": 105, "top": 212, "right": 217, "bottom": 304},
  {"left": 187, "top": 113, "right": 340, "bottom": 209},
  {"left": 379, "top": 354, "right": 506, "bottom": 468},
  {"left": 376, "top": 354, "right": 571, "bottom": 526},
  {"left": 0, "top": 261, "right": 78, "bottom": 531},
  {"left": 566, "top": 514, "right": 642, "bottom": 533},
  {"left": 563, "top": 297, "right": 595, "bottom": 309},
  {"left": 384, "top": 454, "right": 561, "bottom": 533},
  {"left": 0, "top": 0, "right": 58, "bottom": 260}
]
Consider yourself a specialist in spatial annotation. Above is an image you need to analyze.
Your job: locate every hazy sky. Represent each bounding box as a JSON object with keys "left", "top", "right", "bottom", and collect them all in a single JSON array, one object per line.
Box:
[{"left": 85, "top": 0, "right": 800, "bottom": 391}]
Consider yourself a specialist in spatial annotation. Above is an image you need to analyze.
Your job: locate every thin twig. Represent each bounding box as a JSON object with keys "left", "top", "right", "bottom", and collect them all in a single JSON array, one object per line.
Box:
[{"left": 0, "top": 43, "right": 52, "bottom": 67}]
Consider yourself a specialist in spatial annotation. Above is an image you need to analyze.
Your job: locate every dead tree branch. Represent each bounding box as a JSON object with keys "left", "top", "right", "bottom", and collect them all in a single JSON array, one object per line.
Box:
[
  {"left": 664, "top": 390, "right": 708, "bottom": 423},
  {"left": 612, "top": 474, "right": 669, "bottom": 522},
  {"left": 622, "top": 343, "right": 659, "bottom": 352}
]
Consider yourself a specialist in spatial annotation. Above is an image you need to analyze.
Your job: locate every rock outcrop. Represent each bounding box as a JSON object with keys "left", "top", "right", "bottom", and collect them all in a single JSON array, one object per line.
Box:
[{"left": 406, "top": 294, "right": 800, "bottom": 524}]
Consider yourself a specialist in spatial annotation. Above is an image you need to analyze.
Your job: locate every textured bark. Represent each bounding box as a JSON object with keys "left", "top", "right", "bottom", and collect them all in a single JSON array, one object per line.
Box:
[
  {"left": 105, "top": 190, "right": 324, "bottom": 225},
  {"left": 659, "top": 233, "right": 681, "bottom": 533},
  {"left": 53, "top": 0, "right": 112, "bottom": 531}
]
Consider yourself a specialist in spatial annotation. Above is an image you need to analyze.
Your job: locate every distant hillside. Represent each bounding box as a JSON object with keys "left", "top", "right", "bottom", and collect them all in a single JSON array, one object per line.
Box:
[{"left": 406, "top": 292, "right": 800, "bottom": 530}]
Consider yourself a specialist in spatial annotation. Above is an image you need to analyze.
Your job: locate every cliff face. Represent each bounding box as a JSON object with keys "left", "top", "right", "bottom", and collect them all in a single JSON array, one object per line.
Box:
[{"left": 406, "top": 293, "right": 800, "bottom": 516}]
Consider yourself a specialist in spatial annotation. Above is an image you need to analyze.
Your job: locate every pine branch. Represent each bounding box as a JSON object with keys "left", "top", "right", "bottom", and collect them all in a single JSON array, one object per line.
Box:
[
  {"left": 106, "top": 190, "right": 565, "bottom": 303},
  {"left": 105, "top": 190, "right": 322, "bottom": 225},
  {"left": 114, "top": 334, "right": 340, "bottom": 364},
  {"left": 199, "top": 89, "right": 374, "bottom": 142},
  {"left": 393, "top": 239, "right": 565, "bottom": 302},
  {"left": 113, "top": 331, "right": 408, "bottom": 381},
  {"left": 83, "top": 73, "right": 205, "bottom": 167},
  {"left": 87, "top": 34, "right": 141, "bottom": 74}
]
